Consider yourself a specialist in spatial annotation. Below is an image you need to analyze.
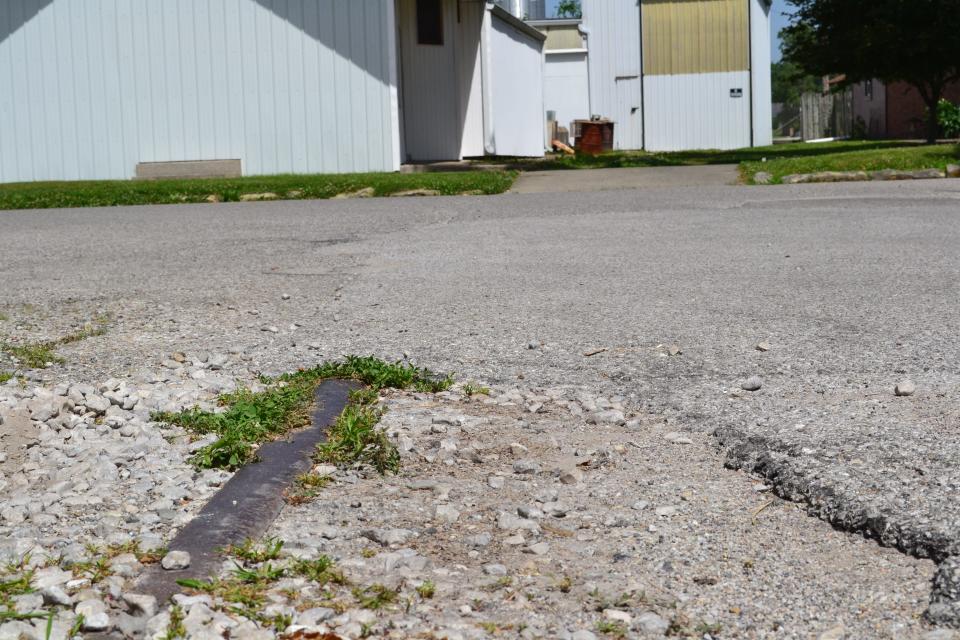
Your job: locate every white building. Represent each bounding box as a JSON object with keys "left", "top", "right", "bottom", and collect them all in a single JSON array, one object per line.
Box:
[
  {"left": 0, "top": 0, "right": 545, "bottom": 184},
  {"left": 535, "top": 0, "right": 773, "bottom": 152}
]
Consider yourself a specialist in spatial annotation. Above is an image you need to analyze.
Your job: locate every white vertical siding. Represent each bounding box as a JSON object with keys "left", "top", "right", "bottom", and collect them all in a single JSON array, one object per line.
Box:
[
  {"left": 0, "top": 0, "right": 399, "bottom": 183},
  {"left": 543, "top": 51, "right": 590, "bottom": 133},
  {"left": 580, "top": 0, "right": 644, "bottom": 150},
  {"left": 456, "top": 0, "right": 485, "bottom": 158},
  {"left": 750, "top": 0, "right": 773, "bottom": 146},
  {"left": 643, "top": 71, "right": 752, "bottom": 151},
  {"left": 486, "top": 12, "right": 545, "bottom": 157}
]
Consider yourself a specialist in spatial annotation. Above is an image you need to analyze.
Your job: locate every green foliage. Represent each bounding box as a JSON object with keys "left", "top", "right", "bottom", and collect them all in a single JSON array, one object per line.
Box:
[
  {"left": 290, "top": 556, "right": 348, "bottom": 587},
  {"left": 529, "top": 139, "right": 958, "bottom": 184},
  {"left": 0, "top": 560, "right": 53, "bottom": 637},
  {"left": 938, "top": 100, "right": 960, "bottom": 138},
  {"left": 70, "top": 557, "right": 113, "bottom": 584},
  {"left": 172, "top": 549, "right": 356, "bottom": 633},
  {"left": 277, "top": 355, "right": 453, "bottom": 393},
  {"left": 316, "top": 401, "right": 399, "bottom": 474},
  {"left": 153, "top": 380, "right": 320, "bottom": 470},
  {"left": 555, "top": 0, "right": 581, "bottom": 18},
  {"left": 0, "top": 316, "right": 109, "bottom": 370},
  {"left": 98, "top": 540, "right": 166, "bottom": 565},
  {"left": 224, "top": 538, "right": 284, "bottom": 564},
  {"left": 742, "top": 141, "right": 960, "bottom": 184},
  {"left": 176, "top": 576, "right": 268, "bottom": 609},
  {"left": 69, "top": 614, "right": 87, "bottom": 638},
  {"left": 0, "top": 372, "right": 12, "bottom": 385},
  {"left": 154, "top": 356, "right": 451, "bottom": 472},
  {"left": 0, "top": 172, "right": 517, "bottom": 211},
  {"left": 352, "top": 584, "right": 399, "bottom": 610},
  {"left": 782, "top": 0, "right": 960, "bottom": 142},
  {"left": 462, "top": 382, "right": 491, "bottom": 397},
  {"left": 163, "top": 605, "right": 186, "bottom": 640},
  {"left": 283, "top": 473, "right": 332, "bottom": 505},
  {"left": 415, "top": 580, "right": 436, "bottom": 599},
  {"left": 595, "top": 620, "right": 627, "bottom": 638},
  {"left": 537, "top": 139, "right": 916, "bottom": 171},
  {"left": 0, "top": 571, "right": 34, "bottom": 611},
  {"left": 0, "top": 341, "right": 63, "bottom": 369},
  {"left": 771, "top": 59, "right": 820, "bottom": 107},
  {"left": 231, "top": 562, "right": 286, "bottom": 584}
]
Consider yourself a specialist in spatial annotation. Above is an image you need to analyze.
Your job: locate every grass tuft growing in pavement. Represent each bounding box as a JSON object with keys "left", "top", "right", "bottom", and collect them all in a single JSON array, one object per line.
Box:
[
  {"left": 152, "top": 356, "right": 451, "bottom": 471},
  {"left": 283, "top": 473, "right": 332, "bottom": 505},
  {"left": 415, "top": 580, "right": 436, "bottom": 599},
  {"left": 595, "top": 619, "right": 628, "bottom": 638},
  {"left": 0, "top": 571, "right": 34, "bottom": 612},
  {"left": 315, "top": 392, "right": 398, "bottom": 474},
  {"left": 462, "top": 382, "right": 491, "bottom": 397},
  {"left": 352, "top": 583, "right": 400, "bottom": 610},
  {"left": 276, "top": 355, "right": 453, "bottom": 393},
  {"left": 290, "top": 555, "right": 349, "bottom": 587},
  {"left": 0, "top": 315, "right": 110, "bottom": 370},
  {"left": 0, "top": 341, "right": 64, "bottom": 369},
  {"left": 163, "top": 605, "right": 186, "bottom": 640},
  {"left": 223, "top": 537, "right": 285, "bottom": 564},
  {"left": 0, "top": 171, "right": 517, "bottom": 211}
]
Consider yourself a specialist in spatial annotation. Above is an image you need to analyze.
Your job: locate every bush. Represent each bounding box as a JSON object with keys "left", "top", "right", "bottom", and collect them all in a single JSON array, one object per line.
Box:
[{"left": 938, "top": 99, "right": 960, "bottom": 138}]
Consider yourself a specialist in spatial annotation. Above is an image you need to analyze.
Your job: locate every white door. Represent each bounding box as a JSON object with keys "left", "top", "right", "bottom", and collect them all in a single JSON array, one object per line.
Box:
[
  {"left": 397, "top": 0, "right": 461, "bottom": 161},
  {"left": 614, "top": 77, "right": 643, "bottom": 150},
  {"left": 611, "top": 0, "right": 643, "bottom": 149}
]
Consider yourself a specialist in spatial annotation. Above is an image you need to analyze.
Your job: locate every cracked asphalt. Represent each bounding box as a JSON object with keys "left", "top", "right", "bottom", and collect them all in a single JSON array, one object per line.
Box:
[{"left": 3, "top": 178, "right": 960, "bottom": 635}]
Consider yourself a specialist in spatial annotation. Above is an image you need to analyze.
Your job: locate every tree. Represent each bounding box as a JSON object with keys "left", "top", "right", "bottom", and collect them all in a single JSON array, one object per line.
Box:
[
  {"left": 771, "top": 60, "right": 819, "bottom": 106},
  {"left": 555, "top": 0, "right": 582, "bottom": 19},
  {"left": 783, "top": 0, "right": 960, "bottom": 142}
]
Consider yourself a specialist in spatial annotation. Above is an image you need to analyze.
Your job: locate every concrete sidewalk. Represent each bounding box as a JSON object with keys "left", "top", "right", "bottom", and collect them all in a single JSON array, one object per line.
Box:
[{"left": 509, "top": 163, "right": 740, "bottom": 193}]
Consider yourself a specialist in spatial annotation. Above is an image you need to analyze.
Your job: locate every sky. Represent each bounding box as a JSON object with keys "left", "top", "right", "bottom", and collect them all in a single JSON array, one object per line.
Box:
[
  {"left": 770, "top": 0, "right": 792, "bottom": 62},
  {"left": 545, "top": 0, "right": 793, "bottom": 62}
]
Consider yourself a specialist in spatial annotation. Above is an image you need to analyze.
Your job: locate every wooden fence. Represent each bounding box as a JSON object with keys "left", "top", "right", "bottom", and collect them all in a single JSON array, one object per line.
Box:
[{"left": 801, "top": 89, "right": 854, "bottom": 140}]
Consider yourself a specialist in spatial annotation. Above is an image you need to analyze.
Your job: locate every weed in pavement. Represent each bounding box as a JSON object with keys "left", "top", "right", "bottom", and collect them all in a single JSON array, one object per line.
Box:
[
  {"left": 223, "top": 537, "right": 284, "bottom": 564},
  {"left": 0, "top": 315, "right": 109, "bottom": 369},
  {"left": 284, "top": 473, "right": 332, "bottom": 505},
  {"left": 153, "top": 356, "right": 451, "bottom": 472}
]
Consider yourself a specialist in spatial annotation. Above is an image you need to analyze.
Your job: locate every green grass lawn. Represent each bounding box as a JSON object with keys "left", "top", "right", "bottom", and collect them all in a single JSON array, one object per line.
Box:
[
  {"left": 0, "top": 170, "right": 517, "bottom": 211},
  {"left": 519, "top": 140, "right": 959, "bottom": 185},
  {"left": 526, "top": 140, "right": 919, "bottom": 170},
  {"left": 3, "top": 141, "right": 956, "bottom": 209},
  {"left": 740, "top": 142, "right": 960, "bottom": 184}
]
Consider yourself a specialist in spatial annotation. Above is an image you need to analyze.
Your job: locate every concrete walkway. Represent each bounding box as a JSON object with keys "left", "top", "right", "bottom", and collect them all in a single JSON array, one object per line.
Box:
[{"left": 509, "top": 163, "right": 740, "bottom": 193}]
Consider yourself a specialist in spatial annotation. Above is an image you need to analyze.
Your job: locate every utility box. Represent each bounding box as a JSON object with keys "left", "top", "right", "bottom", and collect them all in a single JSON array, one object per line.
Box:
[{"left": 573, "top": 119, "right": 615, "bottom": 155}]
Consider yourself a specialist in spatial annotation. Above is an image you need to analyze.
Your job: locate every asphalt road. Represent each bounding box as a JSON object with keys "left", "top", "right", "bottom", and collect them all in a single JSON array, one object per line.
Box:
[{"left": 3, "top": 178, "right": 960, "bottom": 627}]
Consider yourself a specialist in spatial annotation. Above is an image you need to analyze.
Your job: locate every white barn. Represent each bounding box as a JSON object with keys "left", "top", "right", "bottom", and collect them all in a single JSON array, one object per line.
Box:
[
  {"left": 0, "top": 0, "right": 545, "bottom": 184},
  {"left": 535, "top": 0, "right": 773, "bottom": 152}
]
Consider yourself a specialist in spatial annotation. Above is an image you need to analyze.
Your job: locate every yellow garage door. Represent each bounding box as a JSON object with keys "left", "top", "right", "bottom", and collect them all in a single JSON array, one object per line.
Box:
[{"left": 642, "top": 0, "right": 749, "bottom": 76}]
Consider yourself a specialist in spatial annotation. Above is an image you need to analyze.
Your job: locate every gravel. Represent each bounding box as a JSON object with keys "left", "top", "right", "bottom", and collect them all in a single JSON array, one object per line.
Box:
[
  {"left": 160, "top": 550, "right": 191, "bottom": 570},
  {"left": 896, "top": 380, "right": 918, "bottom": 397},
  {"left": 3, "top": 180, "right": 960, "bottom": 637}
]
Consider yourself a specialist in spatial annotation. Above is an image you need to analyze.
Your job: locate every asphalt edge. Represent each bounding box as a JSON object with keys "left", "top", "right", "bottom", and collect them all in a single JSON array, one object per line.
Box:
[{"left": 714, "top": 425, "right": 960, "bottom": 628}]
